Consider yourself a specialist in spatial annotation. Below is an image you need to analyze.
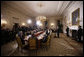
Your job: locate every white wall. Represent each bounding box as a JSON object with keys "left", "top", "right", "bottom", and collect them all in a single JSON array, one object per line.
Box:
[
  {"left": 48, "top": 16, "right": 63, "bottom": 29},
  {"left": 63, "top": 1, "right": 83, "bottom": 36},
  {"left": 1, "top": 3, "right": 31, "bottom": 30}
]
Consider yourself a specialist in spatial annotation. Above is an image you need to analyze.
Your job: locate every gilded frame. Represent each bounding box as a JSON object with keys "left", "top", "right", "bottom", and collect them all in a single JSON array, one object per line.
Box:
[{"left": 72, "top": 8, "right": 80, "bottom": 26}]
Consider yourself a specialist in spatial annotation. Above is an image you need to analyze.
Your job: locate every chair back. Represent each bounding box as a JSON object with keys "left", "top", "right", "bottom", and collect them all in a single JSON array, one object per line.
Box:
[
  {"left": 46, "top": 35, "right": 51, "bottom": 46},
  {"left": 28, "top": 38, "right": 37, "bottom": 50},
  {"left": 16, "top": 34, "right": 23, "bottom": 48}
]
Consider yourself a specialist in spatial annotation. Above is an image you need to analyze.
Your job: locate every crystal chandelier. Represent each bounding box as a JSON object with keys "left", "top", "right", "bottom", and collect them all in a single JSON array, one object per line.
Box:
[
  {"left": 36, "top": 2, "right": 46, "bottom": 22},
  {"left": 36, "top": 16, "right": 46, "bottom": 22}
]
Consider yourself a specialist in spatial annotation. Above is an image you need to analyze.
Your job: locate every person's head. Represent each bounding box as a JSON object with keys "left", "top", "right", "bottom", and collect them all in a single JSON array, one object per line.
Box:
[
  {"left": 78, "top": 26, "right": 81, "bottom": 29},
  {"left": 19, "top": 31, "right": 23, "bottom": 34}
]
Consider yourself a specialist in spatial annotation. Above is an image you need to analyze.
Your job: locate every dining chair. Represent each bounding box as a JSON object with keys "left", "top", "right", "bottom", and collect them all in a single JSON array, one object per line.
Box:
[
  {"left": 16, "top": 34, "right": 26, "bottom": 51},
  {"left": 28, "top": 38, "right": 37, "bottom": 50},
  {"left": 28, "top": 38, "right": 37, "bottom": 56},
  {"left": 41, "top": 35, "right": 51, "bottom": 50}
]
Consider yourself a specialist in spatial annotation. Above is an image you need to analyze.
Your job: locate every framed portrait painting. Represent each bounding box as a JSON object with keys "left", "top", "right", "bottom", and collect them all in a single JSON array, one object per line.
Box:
[{"left": 72, "top": 8, "right": 80, "bottom": 25}]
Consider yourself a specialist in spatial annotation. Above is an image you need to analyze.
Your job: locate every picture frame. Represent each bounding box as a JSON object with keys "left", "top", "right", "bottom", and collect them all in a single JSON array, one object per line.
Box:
[{"left": 72, "top": 8, "right": 80, "bottom": 25}]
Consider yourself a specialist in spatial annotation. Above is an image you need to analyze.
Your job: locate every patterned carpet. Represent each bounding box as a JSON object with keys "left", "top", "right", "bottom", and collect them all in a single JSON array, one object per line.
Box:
[{"left": 1, "top": 33, "right": 83, "bottom": 56}]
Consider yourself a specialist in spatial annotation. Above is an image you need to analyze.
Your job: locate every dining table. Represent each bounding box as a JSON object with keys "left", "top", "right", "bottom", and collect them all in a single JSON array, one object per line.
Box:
[{"left": 24, "top": 31, "right": 46, "bottom": 48}]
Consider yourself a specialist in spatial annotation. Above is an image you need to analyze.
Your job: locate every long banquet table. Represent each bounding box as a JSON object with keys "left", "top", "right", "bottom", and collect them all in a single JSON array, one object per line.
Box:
[{"left": 24, "top": 31, "right": 46, "bottom": 48}]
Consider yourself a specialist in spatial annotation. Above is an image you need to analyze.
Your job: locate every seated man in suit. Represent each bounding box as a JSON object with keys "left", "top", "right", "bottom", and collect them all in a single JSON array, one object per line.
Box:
[
  {"left": 26, "top": 31, "right": 31, "bottom": 35},
  {"left": 42, "top": 34, "right": 48, "bottom": 43}
]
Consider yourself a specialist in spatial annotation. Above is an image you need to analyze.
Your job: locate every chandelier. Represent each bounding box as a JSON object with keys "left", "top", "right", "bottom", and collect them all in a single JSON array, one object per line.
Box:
[
  {"left": 36, "top": 2, "right": 46, "bottom": 21},
  {"left": 36, "top": 16, "right": 46, "bottom": 22}
]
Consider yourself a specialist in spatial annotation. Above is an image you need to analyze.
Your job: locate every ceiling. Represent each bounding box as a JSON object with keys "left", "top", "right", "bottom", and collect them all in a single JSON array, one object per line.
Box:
[{"left": 2, "top": 1, "right": 73, "bottom": 18}]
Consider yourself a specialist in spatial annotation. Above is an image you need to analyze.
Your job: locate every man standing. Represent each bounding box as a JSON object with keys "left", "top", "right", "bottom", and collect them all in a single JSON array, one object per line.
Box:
[
  {"left": 66, "top": 26, "right": 69, "bottom": 37},
  {"left": 78, "top": 26, "right": 82, "bottom": 42},
  {"left": 57, "top": 26, "right": 60, "bottom": 38}
]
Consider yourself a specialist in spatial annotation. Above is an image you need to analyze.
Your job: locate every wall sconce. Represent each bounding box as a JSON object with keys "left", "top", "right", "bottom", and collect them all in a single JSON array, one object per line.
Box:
[
  {"left": 1, "top": 19, "right": 7, "bottom": 25},
  {"left": 51, "top": 23, "right": 54, "bottom": 27},
  {"left": 1, "top": 19, "right": 7, "bottom": 27},
  {"left": 22, "top": 23, "right": 26, "bottom": 26}
]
